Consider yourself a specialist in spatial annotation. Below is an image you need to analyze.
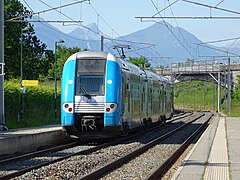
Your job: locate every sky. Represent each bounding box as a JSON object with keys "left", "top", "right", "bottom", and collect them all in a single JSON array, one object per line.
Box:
[{"left": 20, "top": 0, "right": 240, "bottom": 47}]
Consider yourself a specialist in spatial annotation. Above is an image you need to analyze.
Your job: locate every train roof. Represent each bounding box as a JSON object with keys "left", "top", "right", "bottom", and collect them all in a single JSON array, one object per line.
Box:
[
  {"left": 76, "top": 51, "right": 108, "bottom": 59},
  {"left": 162, "top": 76, "right": 172, "bottom": 84},
  {"left": 118, "top": 57, "right": 165, "bottom": 83},
  {"left": 67, "top": 51, "right": 168, "bottom": 84},
  {"left": 119, "top": 58, "right": 141, "bottom": 76}
]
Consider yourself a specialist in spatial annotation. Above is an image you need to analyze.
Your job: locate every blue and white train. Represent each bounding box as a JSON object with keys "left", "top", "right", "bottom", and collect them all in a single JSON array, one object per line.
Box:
[{"left": 61, "top": 51, "right": 173, "bottom": 138}]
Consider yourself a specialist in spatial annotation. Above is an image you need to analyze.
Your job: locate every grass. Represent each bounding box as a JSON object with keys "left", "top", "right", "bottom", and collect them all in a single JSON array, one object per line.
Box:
[{"left": 174, "top": 80, "right": 240, "bottom": 117}]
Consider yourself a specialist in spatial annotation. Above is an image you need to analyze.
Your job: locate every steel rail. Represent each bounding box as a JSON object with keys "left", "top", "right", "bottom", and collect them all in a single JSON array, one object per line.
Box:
[
  {"left": 147, "top": 113, "right": 213, "bottom": 179},
  {"left": 79, "top": 113, "right": 205, "bottom": 180},
  {"left": 0, "top": 140, "right": 111, "bottom": 180},
  {"left": 0, "top": 112, "right": 190, "bottom": 179},
  {"left": 0, "top": 141, "right": 78, "bottom": 165}
]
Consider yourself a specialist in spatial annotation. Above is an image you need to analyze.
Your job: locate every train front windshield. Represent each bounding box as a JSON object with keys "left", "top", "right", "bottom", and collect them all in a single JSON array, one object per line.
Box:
[{"left": 76, "top": 59, "right": 106, "bottom": 96}]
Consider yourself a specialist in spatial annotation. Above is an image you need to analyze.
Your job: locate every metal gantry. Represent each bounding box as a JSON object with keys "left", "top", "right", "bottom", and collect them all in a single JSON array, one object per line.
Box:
[{"left": 156, "top": 58, "right": 240, "bottom": 115}]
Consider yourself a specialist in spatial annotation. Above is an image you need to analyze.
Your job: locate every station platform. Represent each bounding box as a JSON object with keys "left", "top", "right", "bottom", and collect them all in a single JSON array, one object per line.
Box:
[
  {"left": 172, "top": 116, "right": 240, "bottom": 180},
  {"left": 0, "top": 125, "right": 70, "bottom": 155}
]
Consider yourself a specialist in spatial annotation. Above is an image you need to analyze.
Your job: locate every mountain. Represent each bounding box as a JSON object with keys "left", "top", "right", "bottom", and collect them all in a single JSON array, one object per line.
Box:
[
  {"left": 31, "top": 17, "right": 102, "bottom": 50},
  {"left": 106, "top": 22, "right": 219, "bottom": 66},
  {"left": 31, "top": 19, "right": 237, "bottom": 66}
]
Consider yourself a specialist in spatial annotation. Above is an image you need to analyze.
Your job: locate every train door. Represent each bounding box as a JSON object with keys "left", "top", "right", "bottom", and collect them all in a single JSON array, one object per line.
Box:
[
  {"left": 162, "top": 84, "right": 165, "bottom": 115},
  {"left": 141, "top": 86, "right": 144, "bottom": 120},
  {"left": 148, "top": 82, "right": 153, "bottom": 120},
  {"left": 159, "top": 84, "right": 163, "bottom": 115},
  {"left": 164, "top": 85, "right": 167, "bottom": 115},
  {"left": 140, "top": 76, "right": 147, "bottom": 124},
  {"left": 121, "top": 72, "right": 131, "bottom": 129},
  {"left": 121, "top": 76, "right": 125, "bottom": 118},
  {"left": 145, "top": 80, "right": 148, "bottom": 121},
  {"left": 127, "top": 77, "right": 131, "bottom": 126}
]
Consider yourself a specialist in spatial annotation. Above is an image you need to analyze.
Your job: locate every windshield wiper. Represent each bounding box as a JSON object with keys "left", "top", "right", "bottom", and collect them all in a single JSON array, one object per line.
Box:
[{"left": 79, "top": 84, "right": 92, "bottom": 99}]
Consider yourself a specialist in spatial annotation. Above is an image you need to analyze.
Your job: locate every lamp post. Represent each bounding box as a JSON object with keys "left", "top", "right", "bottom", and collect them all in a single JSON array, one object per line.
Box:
[
  {"left": 20, "top": 26, "right": 32, "bottom": 84},
  {"left": 19, "top": 25, "right": 32, "bottom": 120},
  {"left": 54, "top": 40, "right": 64, "bottom": 121}
]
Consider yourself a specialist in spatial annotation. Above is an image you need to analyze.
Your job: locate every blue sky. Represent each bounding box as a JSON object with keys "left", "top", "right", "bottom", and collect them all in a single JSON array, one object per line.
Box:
[{"left": 20, "top": 0, "right": 240, "bottom": 47}]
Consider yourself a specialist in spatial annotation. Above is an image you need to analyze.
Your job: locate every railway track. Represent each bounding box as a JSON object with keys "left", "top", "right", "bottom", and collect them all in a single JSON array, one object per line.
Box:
[
  {"left": 147, "top": 113, "right": 213, "bottom": 179},
  {"left": 0, "top": 112, "right": 197, "bottom": 179},
  {"left": 79, "top": 112, "right": 210, "bottom": 179}
]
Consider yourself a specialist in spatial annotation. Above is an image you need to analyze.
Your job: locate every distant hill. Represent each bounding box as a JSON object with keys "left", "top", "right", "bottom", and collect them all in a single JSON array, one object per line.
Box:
[
  {"left": 31, "top": 19, "right": 238, "bottom": 66},
  {"left": 31, "top": 18, "right": 102, "bottom": 50}
]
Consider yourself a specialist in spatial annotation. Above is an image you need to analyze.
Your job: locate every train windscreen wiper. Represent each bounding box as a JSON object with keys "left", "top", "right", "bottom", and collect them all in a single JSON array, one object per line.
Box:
[{"left": 79, "top": 83, "right": 92, "bottom": 99}]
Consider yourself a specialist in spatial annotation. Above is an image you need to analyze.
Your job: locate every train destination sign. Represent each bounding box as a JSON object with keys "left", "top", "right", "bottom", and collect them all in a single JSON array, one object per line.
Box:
[
  {"left": 22, "top": 80, "right": 39, "bottom": 86},
  {"left": 0, "top": 63, "right": 4, "bottom": 75}
]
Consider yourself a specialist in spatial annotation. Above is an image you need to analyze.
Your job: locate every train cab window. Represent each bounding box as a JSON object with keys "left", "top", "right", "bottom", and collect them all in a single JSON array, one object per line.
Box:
[
  {"left": 77, "top": 59, "right": 106, "bottom": 74},
  {"left": 76, "top": 75, "right": 104, "bottom": 96},
  {"left": 76, "top": 58, "right": 106, "bottom": 96}
]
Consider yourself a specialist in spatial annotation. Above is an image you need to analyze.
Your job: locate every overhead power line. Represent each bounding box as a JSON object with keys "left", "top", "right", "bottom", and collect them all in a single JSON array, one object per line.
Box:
[
  {"left": 168, "top": 0, "right": 196, "bottom": 58},
  {"left": 35, "top": 0, "right": 89, "bottom": 15},
  {"left": 137, "top": 0, "right": 240, "bottom": 20},
  {"left": 144, "top": 0, "right": 195, "bottom": 59},
  {"left": 181, "top": 0, "right": 240, "bottom": 16},
  {"left": 215, "top": 0, "right": 225, "bottom": 7},
  {"left": 88, "top": 2, "right": 165, "bottom": 62},
  {"left": 136, "top": 16, "right": 240, "bottom": 20},
  {"left": 22, "top": 0, "right": 34, "bottom": 12},
  {"left": 11, "top": 0, "right": 89, "bottom": 21},
  {"left": 6, "top": 20, "right": 83, "bottom": 23},
  {"left": 152, "top": 0, "right": 180, "bottom": 17},
  {"left": 18, "top": 0, "right": 166, "bottom": 64},
  {"left": 197, "top": 44, "right": 240, "bottom": 57},
  {"left": 197, "top": 37, "right": 240, "bottom": 45}
]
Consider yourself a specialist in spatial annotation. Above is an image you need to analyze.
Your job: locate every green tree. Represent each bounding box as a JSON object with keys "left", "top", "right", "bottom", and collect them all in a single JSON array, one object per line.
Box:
[
  {"left": 48, "top": 46, "right": 81, "bottom": 80},
  {"left": 4, "top": 0, "right": 50, "bottom": 80},
  {"left": 4, "top": 0, "right": 30, "bottom": 79},
  {"left": 128, "top": 56, "right": 151, "bottom": 68},
  {"left": 21, "top": 27, "right": 51, "bottom": 80},
  {"left": 232, "top": 75, "right": 240, "bottom": 101}
]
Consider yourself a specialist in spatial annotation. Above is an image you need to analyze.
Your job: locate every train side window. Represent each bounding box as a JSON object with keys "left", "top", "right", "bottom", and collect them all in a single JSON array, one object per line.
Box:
[
  {"left": 142, "top": 87, "right": 145, "bottom": 111},
  {"left": 122, "top": 77, "right": 125, "bottom": 113}
]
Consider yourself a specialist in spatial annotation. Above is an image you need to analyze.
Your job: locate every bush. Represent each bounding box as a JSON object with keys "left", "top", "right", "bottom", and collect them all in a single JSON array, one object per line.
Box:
[{"left": 4, "top": 80, "right": 60, "bottom": 129}]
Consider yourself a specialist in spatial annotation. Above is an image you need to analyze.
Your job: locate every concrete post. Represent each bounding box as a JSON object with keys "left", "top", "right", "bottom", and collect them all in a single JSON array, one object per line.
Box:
[
  {"left": 227, "top": 58, "right": 231, "bottom": 116},
  {"left": 203, "top": 81, "right": 206, "bottom": 110},
  {"left": 224, "top": 70, "right": 227, "bottom": 113},
  {"left": 218, "top": 72, "right": 221, "bottom": 113}
]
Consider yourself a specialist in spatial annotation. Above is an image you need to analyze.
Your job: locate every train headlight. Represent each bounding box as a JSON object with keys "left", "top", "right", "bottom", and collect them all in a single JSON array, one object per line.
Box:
[
  {"left": 64, "top": 104, "right": 69, "bottom": 108},
  {"left": 63, "top": 103, "right": 74, "bottom": 113},
  {"left": 105, "top": 103, "right": 117, "bottom": 113},
  {"left": 110, "top": 104, "right": 115, "bottom": 109}
]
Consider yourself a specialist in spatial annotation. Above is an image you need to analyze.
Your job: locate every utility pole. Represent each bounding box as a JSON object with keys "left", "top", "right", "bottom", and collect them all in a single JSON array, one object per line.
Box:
[
  {"left": 203, "top": 81, "right": 206, "bottom": 110},
  {"left": 0, "top": 1, "right": 7, "bottom": 131},
  {"left": 227, "top": 57, "right": 231, "bottom": 116},
  {"left": 194, "top": 84, "right": 196, "bottom": 110},
  {"left": 224, "top": 70, "right": 227, "bottom": 113},
  {"left": 217, "top": 71, "right": 221, "bottom": 114}
]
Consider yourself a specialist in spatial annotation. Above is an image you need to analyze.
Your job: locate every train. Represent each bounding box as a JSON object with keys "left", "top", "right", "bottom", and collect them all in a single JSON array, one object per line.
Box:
[{"left": 61, "top": 51, "right": 174, "bottom": 138}]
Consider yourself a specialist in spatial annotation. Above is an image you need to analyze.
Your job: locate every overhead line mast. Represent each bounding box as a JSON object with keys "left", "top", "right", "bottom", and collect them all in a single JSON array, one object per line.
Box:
[{"left": 0, "top": 0, "right": 7, "bottom": 131}]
